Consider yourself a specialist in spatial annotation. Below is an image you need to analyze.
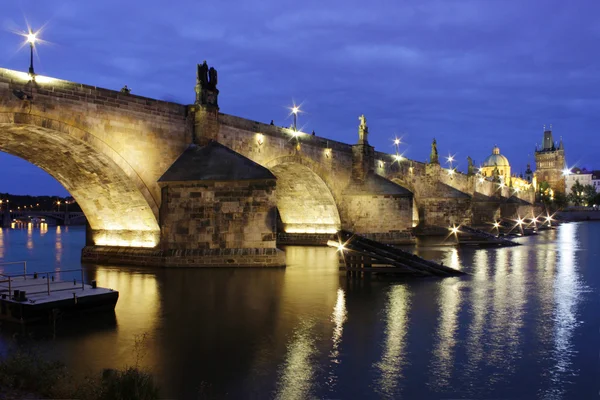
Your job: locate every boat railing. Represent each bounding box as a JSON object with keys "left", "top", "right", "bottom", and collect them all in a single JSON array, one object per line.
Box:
[
  {"left": 0, "top": 268, "right": 86, "bottom": 298},
  {"left": 0, "top": 261, "right": 27, "bottom": 278}
]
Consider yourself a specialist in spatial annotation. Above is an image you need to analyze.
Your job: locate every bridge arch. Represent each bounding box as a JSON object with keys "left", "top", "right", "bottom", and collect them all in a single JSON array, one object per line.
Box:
[
  {"left": 264, "top": 155, "right": 341, "bottom": 234},
  {"left": 0, "top": 112, "right": 160, "bottom": 247}
]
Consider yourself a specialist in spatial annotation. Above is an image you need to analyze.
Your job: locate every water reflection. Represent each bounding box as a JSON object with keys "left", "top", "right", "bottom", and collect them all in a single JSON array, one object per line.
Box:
[
  {"left": 0, "top": 225, "right": 594, "bottom": 399},
  {"left": 327, "top": 288, "right": 346, "bottom": 391},
  {"left": 375, "top": 284, "right": 410, "bottom": 398},
  {"left": 26, "top": 222, "right": 33, "bottom": 250},
  {"left": 429, "top": 278, "right": 461, "bottom": 390},
  {"left": 275, "top": 321, "right": 317, "bottom": 400},
  {"left": 0, "top": 229, "right": 4, "bottom": 259},
  {"left": 542, "top": 223, "right": 583, "bottom": 399},
  {"left": 464, "top": 250, "right": 489, "bottom": 382}
]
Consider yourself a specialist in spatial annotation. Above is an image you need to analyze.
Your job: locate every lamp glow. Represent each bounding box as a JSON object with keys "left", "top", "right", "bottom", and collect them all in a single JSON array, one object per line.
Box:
[
  {"left": 562, "top": 168, "right": 571, "bottom": 176},
  {"left": 327, "top": 240, "right": 346, "bottom": 252},
  {"left": 394, "top": 138, "right": 400, "bottom": 145},
  {"left": 26, "top": 32, "right": 37, "bottom": 44},
  {"left": 493, "top": 222, "right": 500, "bottom": 228}
]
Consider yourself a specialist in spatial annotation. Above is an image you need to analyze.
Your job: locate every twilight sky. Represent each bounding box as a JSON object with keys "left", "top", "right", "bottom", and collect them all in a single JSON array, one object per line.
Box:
[{"left": 1, "top": 0, "right": 599, "bottom": 196}]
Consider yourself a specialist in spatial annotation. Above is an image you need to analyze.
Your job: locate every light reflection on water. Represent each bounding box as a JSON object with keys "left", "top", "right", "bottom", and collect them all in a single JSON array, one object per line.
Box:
[
  {"left": 327, "top": 288, "right": 346, "bottom": 392},
  {"left": 374, "top": 284, "right": 410, "bottom": 398},
  {"left": 0, "top": 223, "right": 596, "bottom": 399}
]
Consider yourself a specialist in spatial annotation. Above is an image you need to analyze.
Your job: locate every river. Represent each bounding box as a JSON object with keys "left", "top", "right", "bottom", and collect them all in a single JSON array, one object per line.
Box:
[{"left": 0, "top": 223, "right": 597, "bottom": 399}]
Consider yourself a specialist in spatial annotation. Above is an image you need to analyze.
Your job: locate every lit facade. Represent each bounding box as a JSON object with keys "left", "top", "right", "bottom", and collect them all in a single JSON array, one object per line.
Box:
[
  {"left": 565, "top": 168, "right": 592, "bottom": 194},
  {"left": 534, "top": 128, "right": 566, "bottom": 192},
  {"left": 480, "top": 146, "right": 511, "bottom": 184}
]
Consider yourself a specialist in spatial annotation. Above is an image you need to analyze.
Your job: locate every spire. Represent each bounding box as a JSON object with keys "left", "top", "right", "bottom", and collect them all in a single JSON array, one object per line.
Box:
[{"left": 559, "top": 136, "right": 564, "bottom": 150}]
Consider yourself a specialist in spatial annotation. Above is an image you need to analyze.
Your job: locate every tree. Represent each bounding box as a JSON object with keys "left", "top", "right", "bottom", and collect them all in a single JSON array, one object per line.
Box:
[
  {"left": 538, "top": 181, "right": 552, "bottom": 203},
  {"left": 553, "top": 191, "right": 568, "bottom": 209},
  {"left": 583, "top": 184, "right": 597, "bottom": 206},
  {"left": 568, "top": 179, "right": 585, "bottom": 206}
]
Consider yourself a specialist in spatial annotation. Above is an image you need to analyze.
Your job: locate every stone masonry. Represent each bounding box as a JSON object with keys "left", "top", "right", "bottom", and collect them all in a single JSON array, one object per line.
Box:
[{"left": 0, "top": 65, "right": 540, "bottom": 267}]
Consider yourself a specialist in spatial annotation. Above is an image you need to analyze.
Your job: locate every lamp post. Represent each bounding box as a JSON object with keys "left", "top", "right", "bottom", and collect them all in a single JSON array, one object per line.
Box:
[
  {"left": 26, "top": 31, "right": 37, "bottom": 77},
  {"left": 291, "top": 105, "right": 300, "bottom": 131}
]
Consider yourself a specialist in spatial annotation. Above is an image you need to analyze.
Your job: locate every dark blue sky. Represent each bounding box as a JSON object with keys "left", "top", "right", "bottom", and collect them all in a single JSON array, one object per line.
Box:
[{"left": 1, "top": 0, "right": 599, "bottom": 196}]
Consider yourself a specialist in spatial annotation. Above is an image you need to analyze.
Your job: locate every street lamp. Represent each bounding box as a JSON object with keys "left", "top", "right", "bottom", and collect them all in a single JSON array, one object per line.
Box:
[
  {"left": 393, "top": 137, "right": 403, "bottom": 163},
  {"left": 26, "top": 30, "right": 38, "bottom": 77},
  {"left": 291, "top": 105, "right": 300, "bottom": 131}
]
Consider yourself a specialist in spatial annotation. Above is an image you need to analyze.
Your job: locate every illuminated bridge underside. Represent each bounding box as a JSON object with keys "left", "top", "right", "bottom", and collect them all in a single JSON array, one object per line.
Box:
[
  {"left": 270, "top": 163, "right": 341, "bottom": 234},
  {"left": 0, "top": 122, "right": 159, "bottom": 247}
]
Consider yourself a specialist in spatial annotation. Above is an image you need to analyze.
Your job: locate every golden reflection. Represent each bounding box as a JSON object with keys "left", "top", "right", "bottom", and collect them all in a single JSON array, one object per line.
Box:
[
  {"left": 375, "top": 285, "right": 410, "bottom": 397},
  {"left": 275, "top": 321, "right": 316, "bottom": 400},
  {"left": 330, "top": 288, "right": 347, "bottom": 357},
  {"left": 281, "top": 246, "right": 340, "bottom": 314},
  {"left": 95, "top": 269, "right": 158, "bottom": 328},
  {"left": 40, "top": 222, "right": 48, "bottom": 235},
  {"left": 60, "top": 267, "right": 160, "bottom": 372},
  {"left": 55, "top": 225, "right": 63, "bottom": 263},
  {"left": 448, "top": 247, "right": 460, "bottom": 270},
  {"left": 327, "top": 288, "right": 347, "bottom": 390},
  {"left": 26, "top": 222, "right": 33, "bottom": 249},
  {"left": 429, "top": 279, "right": 461, "bottom": 389}
]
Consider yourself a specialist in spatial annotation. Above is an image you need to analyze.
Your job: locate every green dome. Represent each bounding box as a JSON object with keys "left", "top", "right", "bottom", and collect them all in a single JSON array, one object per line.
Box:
[{"left": 483, "top": 146, "right": 509, "bottom": 167}]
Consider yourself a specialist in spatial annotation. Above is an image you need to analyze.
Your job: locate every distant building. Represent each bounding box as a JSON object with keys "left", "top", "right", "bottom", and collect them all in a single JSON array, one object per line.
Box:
[
  {"left": 480, "top": 146, "right": 511, "bottom": 183},
  {"left": 534, "top": 128, "right": 566, "bottom": 192},
  {"left": 524, "top": 163, "right": 534, "bottom": 184},
  {"left": 592, "top": 170, "right": 600, "bottom": 193},
  {"left": 565, "top": 167, "right": 592, "bottom": 194}
]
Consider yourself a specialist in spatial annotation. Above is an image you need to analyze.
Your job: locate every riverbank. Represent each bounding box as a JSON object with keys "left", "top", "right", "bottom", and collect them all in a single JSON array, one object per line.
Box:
[{"left": 0, "top": 341, "right": 159, "bottom": 400}]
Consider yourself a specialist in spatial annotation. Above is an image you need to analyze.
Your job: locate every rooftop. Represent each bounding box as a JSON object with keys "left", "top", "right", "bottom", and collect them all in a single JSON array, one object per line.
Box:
[{"left": 158, "top": 141, "right": 276, "bottom": 182}]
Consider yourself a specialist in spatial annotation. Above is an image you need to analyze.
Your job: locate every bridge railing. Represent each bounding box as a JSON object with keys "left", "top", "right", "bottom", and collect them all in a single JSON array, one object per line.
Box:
[{"left": 0, "top": 268, "right": 85, "bottom": 298}]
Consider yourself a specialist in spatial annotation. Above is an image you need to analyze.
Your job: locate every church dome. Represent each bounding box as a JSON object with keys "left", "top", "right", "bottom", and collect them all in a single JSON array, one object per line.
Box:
[{"left": 482, "top": 146, "right": 509, "bottom": 167}]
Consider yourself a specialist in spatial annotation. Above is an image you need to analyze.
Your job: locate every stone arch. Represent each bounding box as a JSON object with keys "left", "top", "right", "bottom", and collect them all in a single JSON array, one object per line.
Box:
[
  {"left": 390, "top": 176, "right": 420, "bottom": 227},
  {"left": 265, "top": 155, "right": 341, "bottom": 234},
  {"left": 0, "top": 114, "right": 160, "bottom": 247}
]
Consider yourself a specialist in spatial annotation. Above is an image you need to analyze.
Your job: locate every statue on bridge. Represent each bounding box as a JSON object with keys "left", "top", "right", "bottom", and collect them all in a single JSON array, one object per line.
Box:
[
  {"left": 430, "top": 138, "right": 439, "bottom": 164},
  {"left": 195, "top": 61, "right": 219, "bottom": 107},
  {"left": 358, "top": 114, "right": 369, "bottom": 144},
  {"left": 467, "top": 156, "right": 475, "bottom": 176}
]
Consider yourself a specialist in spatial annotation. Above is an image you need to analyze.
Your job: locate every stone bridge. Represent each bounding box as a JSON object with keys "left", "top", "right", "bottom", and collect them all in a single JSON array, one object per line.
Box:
[
  {"left": 0, "top": 66, "right": 537, "bottom": 266},
  {"left": 6, "top": 210, "right": 86, "bottom": 225}
]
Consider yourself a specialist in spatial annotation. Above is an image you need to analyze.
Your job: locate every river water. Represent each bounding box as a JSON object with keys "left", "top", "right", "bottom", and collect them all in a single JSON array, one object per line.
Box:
[{"left": 0, "top": 223, "right": 597, "bottom": 399}]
